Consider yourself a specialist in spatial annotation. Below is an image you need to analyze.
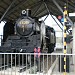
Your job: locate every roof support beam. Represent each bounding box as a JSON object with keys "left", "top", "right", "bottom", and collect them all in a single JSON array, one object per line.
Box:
[
  {"left": 52, "top": 0, "right": 73, "bottom": 25},
  {"left": 43, "top": 2, "right": 63, "bottom": 31},
  {"left": 0, "top": 0, "right": 16, "bottom": 22},
  {"left": 5, "top": 0, "right": 28, "bottom": 18},
  {"left": 44, "top": 14, "right": 49, "bottom": 21},
  {"left": 32, "top": 2, "right": 43, "bottom": 16},
  {"left": 35, "top": 6, "right": 46, "bottom": 17}
]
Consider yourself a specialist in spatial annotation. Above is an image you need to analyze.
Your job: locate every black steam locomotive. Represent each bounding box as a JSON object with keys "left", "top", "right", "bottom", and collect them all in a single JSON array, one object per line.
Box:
[{"left": 0, "top": 9, "right": 56, "bottom": 53}]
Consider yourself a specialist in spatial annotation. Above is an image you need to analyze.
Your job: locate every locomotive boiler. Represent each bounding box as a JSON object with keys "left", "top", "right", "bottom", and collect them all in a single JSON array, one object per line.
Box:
[{"left": 0, "top": 9, "right": 56, "bottom": 53}]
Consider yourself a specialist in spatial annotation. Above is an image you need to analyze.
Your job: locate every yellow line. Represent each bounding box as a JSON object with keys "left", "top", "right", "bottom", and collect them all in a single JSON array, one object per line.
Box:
[
  {"left": 64, "top": 18, "right": 67, "bottom": 22},
  {"left": 63, "top": 5, "right": 67, "bottom": 75},
  {"left": 64, "top": 50, "right": 66, "bottom": 54},
  {"left": 64, "top": 6, "right": 66, "bottom": 9},
  {"left": 64, "top": 10, "right": 67, "bottom": 15},
  {"left": 63, "top": 72, "right": 67, "bottom": 75},
  {"left": 64, "top": 33, "right": 66, "bottom": 37},
  {"left": 64, "top": 42, "right": 66, "bottom": 46},
  {"left": 64, "top": 57, "right": 66, "bottom": 61},
  {"left": 64, "top": 65, "right": 66, "bottom": 69},
  {"left": 64, "top": 25, "right": 66, "bottom": 30}
]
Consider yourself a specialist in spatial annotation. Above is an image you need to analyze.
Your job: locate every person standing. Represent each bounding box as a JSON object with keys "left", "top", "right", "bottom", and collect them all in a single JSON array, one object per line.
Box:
[{"left": 34, "top": 47, "right": 41, "bottom": 72}]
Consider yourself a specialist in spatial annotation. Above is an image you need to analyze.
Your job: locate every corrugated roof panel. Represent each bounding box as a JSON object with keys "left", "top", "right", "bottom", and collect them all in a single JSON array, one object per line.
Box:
[{"left": 0, "top": 0, "right": 75, "bottom": 22}]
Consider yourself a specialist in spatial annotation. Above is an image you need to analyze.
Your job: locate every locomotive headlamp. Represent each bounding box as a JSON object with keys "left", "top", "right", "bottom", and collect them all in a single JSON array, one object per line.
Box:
[{"left": 22, "top": 10, "right": 26, "bottom": 15}]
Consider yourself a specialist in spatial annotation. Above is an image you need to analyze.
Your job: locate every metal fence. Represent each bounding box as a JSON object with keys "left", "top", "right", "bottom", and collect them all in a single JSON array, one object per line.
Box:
[
  {"left": 0, "top": 53, "right": 56, "bottom": 75},
  {"left": 0, "top": 53, "right": 75, "bottom": 75}
]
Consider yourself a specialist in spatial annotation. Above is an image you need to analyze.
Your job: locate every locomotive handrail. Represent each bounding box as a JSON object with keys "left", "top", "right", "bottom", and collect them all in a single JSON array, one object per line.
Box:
[{"left": 0, "top": 53, "right": 74, "bottom": 55}]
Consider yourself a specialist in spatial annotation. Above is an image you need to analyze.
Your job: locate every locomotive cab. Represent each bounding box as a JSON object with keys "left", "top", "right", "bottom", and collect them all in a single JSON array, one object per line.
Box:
[{"left": 46, "top": 26, "right": 56, "bottom": 53}]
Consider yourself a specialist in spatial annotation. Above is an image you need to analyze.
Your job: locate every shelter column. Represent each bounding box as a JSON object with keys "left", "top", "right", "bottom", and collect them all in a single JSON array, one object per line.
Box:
[{"left": 72, "top": 22, "right": 75, "bottom": 64}]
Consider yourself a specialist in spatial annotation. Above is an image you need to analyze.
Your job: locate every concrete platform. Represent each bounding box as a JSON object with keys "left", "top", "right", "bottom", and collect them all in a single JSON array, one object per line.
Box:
[
  {"left": 52, "top": 56, "right": 75, "bottom": 75},
  {"left": 0, "top": 58, "right": 57, "bottom": 75}
]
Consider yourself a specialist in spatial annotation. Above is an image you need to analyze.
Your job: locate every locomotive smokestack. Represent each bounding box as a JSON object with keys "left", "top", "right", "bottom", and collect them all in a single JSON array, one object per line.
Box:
[{"left": 26, "top": 9, "right": 31, "bottom": 17}]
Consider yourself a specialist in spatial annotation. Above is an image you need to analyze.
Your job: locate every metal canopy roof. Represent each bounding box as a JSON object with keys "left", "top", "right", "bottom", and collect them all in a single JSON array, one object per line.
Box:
[{"left": 0, "top": 0, "right": 75, "bottom": 22}]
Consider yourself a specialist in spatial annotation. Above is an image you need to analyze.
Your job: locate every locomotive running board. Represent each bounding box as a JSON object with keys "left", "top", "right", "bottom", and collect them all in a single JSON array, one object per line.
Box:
[
  {"left": 18, "top": 64, "right": 30, "bottom": 72},
  {"left": 18, "top": 64, "right": 34, "bottom": 73},
  {"left": 18, "top": 66, "right": 27, "bottom": 72}
]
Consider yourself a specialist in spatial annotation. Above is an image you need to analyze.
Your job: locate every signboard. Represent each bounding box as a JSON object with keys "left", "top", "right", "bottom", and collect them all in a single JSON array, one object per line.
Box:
[{"left": 69, "top": 13, "right": 75, "bottom": 17}]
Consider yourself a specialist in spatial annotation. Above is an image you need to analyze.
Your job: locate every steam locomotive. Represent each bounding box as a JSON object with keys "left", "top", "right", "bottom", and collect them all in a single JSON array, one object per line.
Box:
[{"left": 0, "top": 9, "right": 56, "bottom": 53}]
